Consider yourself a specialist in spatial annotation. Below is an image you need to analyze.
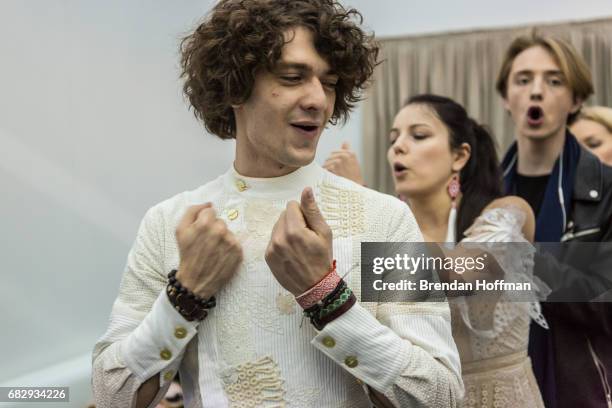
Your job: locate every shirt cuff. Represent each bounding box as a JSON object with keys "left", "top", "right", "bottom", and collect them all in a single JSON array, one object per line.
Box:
[
  {"left": 311, "top": 302, "right": 410, "bottom": 392},
  {"left": 122, "top": 291, "right": 200, "bottom": 382}
]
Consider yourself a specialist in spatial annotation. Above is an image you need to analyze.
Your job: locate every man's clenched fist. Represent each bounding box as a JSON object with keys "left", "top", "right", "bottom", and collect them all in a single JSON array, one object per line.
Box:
[
  {"left": 265, "top": 187, "right": 333, "bottom": 295},
  {"left": 175, "top": 203, "right": 243, "bottom": 299}
]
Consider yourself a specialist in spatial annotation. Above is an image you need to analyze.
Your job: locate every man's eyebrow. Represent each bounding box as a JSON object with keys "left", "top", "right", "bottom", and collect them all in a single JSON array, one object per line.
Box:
[
  {"left": 513, "top": 69, "right": 564, "bottom": 76},
  {"left": 274, "top": 62, "right": 337, "bottom": 76}
]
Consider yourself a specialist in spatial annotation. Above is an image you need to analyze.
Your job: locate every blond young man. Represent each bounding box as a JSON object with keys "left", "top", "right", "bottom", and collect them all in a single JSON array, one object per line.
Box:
[{"left": 497, "top": 33, "right": 612, "bottom": 408}]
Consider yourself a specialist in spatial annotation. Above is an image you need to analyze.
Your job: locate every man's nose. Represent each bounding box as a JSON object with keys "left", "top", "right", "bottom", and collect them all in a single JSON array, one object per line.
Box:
[
  {"left": 300, "top": 78, "right": 329, "bottom": 112},
  {"left": 530, "top": 77, "right": 544, "bottom": 101}
]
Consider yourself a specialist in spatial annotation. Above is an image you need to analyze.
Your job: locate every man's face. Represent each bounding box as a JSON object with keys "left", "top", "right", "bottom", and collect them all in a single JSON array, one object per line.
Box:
[
  {"left": 233, "top": 26, "right": 337, "bottom": 177},
  {"left": 503, "top": 45, "right": 581, "bottom": 142}
]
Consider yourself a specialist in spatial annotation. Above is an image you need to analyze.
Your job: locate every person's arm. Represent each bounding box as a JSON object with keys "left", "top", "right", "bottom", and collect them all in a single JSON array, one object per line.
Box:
[
  {"left": 462, "top": 198, "right": 612, "bottom": 334},
  {"left": 311, "top": 300, "right": 462, "bottom": 407},
  {"left": 533, "top": 244, "right": 612, "bottom": 335},
  {"left": 323, "top": 142, "right": 365, "bottom": 185},
  {"left": 482, "top": 196, "right": 535, "bottom": 242},
  {"left": 266, "top": 192, "right": 462, "bottom": 407},
  {"left": 340, "top": 201, "right": 461, "bottom": 407},
  {"left": 93, "top": 202, "right": 243, "bottom": 408},
  {"left": 92, "top": 206, "right": 197, "bottom": 408}
]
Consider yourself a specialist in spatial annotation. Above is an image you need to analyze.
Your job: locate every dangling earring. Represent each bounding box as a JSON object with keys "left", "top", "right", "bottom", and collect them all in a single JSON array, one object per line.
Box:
[
  {"left": 445, "top": 174, "right": 460, "bottom": 244},
  {"left": 447, "top": 174, "right": 461, "bottom": 208}
]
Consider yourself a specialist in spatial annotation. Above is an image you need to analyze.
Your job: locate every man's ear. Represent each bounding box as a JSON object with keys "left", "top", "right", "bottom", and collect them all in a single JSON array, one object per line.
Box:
[
  {"left": 570, "top": 96, "right": 583, "bottom": 115},
  {"left": 451, "top": 142, "right": 471, "bottom": 173},
  {"left": 502, "top": 96, "right": 510, "bottom": 112}
]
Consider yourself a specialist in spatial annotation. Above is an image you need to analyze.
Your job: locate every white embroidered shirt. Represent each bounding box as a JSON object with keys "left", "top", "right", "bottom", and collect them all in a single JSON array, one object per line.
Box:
[{"left": 92, "top": 162, "right": 463, "bottom": 407}]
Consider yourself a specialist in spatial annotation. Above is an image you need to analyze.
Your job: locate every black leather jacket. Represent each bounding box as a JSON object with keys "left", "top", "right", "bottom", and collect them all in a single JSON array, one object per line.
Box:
[{"left": 533, "top": 147, "right": 612, "bottom": 408}]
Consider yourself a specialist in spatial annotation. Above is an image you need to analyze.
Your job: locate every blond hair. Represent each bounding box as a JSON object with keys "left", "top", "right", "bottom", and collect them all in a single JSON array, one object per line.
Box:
[
  {"left": 575, "top": 106, "right": 612, "bottom": 132},
  {"left": 496, "top": 32, "right": 593, "bottom": 122}
]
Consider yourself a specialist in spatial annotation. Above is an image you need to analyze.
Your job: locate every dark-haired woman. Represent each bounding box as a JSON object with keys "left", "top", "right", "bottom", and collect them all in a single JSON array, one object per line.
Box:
[{"left": 325, "top": 94, "right": 548, "bottom": 407}]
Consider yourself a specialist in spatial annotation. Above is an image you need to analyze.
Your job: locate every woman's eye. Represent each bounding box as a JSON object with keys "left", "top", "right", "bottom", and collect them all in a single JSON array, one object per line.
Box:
[
  {"left": 413, "top": 133, "right": 427, "bottom": 140},
  {"left": 586, "top": 140, "right": 602, "bottom": 149}
]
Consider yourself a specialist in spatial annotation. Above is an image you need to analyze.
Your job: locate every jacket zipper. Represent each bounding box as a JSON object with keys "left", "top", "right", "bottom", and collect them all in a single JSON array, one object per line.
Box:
[
  {"left": 587, "top": 337, "right": 612, "bottom": 408},
  {"left": 561, "top": 227, "right": 601, "bottom": 242}
]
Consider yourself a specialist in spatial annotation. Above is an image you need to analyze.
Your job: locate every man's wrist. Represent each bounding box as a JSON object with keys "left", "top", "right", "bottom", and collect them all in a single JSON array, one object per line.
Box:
[
  {"left": 303, "top": 279, "right": 357, "bottom": 330},
  {"left": 166, "top": 269, "right": 216, "bottom": 322},
  {"left": 296, "top": 260, "right": 338, "bottom": 308}
]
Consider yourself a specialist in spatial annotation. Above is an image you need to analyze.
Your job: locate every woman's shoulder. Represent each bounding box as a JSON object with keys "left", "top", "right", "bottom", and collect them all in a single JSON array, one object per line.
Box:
[
  {"left": 475, "top": 196, "right": 535, "bottom": 242},
  {"left": 484, "top": 196, "right": 532, "bottom": 215}
]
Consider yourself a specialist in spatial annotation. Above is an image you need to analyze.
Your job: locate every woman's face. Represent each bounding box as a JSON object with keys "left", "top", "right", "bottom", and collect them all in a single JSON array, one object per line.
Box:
[
  {"left": 387, "top": 104, "right": 457, "bottom": 198},
  {"left": 570, "top": 118, "right": 612, "bottom": 166}
]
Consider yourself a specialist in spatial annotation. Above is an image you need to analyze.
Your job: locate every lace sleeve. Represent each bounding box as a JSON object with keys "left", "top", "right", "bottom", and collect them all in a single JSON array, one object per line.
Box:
[{"left": 457, "top": 206, "right": 550, "bottom": 335}]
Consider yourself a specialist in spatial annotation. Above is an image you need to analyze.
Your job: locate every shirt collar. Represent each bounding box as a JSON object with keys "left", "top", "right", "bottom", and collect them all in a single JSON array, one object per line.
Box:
[{"left": 222, "top": 161, "right": 323, "bottom": 199}]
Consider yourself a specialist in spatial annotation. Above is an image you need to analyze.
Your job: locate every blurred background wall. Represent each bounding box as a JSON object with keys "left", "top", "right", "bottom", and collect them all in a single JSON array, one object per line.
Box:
[{"left": 2, "top": 1, "right": 612, "bottom": 406}]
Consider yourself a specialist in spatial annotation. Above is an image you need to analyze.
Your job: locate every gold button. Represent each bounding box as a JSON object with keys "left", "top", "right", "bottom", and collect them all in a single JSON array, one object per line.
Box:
[
  {"left": 344, "top": 356, "right": 359, "bottom": 368},
  {"left": 174, "top": 327, "right": 187, "bottom": 339},
  {"left": 227, "top": 208, "right": 239, "bottom": 220},
  {"left": 236, "top": 179, "right": 248, "bottom": 192},
  {"left": 163, "top": 371, "right": 174, "bottom": 381},
  {"left": 322, "top": 336, "right": 336, "bottom": 348},
  {"left": 160, "top": 349, "right": 172, "bottom": 360},
  {"left": 356, "top": 378, "right": 363, "bottom": 385}
]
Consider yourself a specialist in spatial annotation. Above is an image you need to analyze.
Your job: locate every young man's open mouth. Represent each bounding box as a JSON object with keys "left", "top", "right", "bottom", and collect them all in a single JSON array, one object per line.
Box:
[{"left": 526, "top": 106, "right": 544, "bottom": 127}]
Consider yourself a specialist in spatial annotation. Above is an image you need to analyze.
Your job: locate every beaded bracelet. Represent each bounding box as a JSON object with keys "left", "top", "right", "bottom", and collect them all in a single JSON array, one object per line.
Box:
[
  {"left": 295, "top": 260, "right": 339, "bottom": 309},
  {"left": 166, "top": 269, "right": 216, "bottom": 322},
  {"left": 303, "top": 279, "right": 356, "bottom": 330}
]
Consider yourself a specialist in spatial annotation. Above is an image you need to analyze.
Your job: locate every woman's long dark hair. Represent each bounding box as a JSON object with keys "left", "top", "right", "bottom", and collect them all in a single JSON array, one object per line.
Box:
[{"left": 405, "top": 94, "right": 503, "bottom": 241}]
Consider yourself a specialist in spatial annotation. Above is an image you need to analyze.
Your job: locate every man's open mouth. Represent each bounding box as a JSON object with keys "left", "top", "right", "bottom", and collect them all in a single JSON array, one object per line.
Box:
[
  {"left": 527, "top": 106, "right": 544, "bottom": 126},
  {"left": 291, "top": 124, "right": 319, "bottom": 132}
]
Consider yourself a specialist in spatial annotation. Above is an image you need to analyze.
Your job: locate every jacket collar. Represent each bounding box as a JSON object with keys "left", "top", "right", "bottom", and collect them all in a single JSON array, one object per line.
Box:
[{"left": 573, "top": 143, "right": 603, "bottom": 203}]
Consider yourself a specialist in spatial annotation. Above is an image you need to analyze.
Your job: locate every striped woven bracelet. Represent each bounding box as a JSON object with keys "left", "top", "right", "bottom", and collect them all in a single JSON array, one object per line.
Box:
[
  {"left": 295, "top": 260, "right": 339, "bottom": 309},
  {"left": 304, "top": 280, "right": 356, "bottom": 330}
]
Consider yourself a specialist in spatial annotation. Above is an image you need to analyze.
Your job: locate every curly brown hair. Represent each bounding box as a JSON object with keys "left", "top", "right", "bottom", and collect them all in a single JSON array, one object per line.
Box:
[{"left": 180, "top": 0, "right": 379, "bottom": 139}]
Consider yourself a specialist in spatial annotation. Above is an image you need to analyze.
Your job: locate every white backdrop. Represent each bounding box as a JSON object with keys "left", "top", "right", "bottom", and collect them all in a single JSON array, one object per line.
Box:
[{"left": 1, "top": 1, "right": 612, "bottom": 406}]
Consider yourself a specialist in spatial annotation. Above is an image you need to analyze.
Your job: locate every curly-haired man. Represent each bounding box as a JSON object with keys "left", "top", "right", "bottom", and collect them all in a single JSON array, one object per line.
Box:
[{"left": 92, "top": 1, "right": 462, "bottom": 407}]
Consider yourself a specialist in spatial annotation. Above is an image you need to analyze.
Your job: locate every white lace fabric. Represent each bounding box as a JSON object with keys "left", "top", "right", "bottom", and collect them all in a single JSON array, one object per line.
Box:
[
  {"left": 92, "top": 162, "right": 463, "bottom": 408},
  {"left": 452, "top": 206, "right": 548, "bottom": 407}
]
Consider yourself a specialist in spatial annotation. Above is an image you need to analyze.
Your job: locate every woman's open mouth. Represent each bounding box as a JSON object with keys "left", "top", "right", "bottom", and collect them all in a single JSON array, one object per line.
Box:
[{"left": 393, "top": 162, "right": 408, "bottom": 176}]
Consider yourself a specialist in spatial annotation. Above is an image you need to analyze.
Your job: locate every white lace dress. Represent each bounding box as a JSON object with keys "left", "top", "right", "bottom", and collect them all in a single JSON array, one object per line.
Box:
[{"left": 452, "top": 207, "right": 549, "bottom": 408}]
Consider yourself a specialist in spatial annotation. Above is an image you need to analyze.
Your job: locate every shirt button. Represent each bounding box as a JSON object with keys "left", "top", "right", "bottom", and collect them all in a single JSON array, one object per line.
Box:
[
  {"left": 174, "top": 327, "right": 187, "bottom": 339},
  {"left": 160, "top": 349, "right": 172, "bottom": 360},
  {"left": 227, "top": 208, "right": 239, "bottom": 220},
  {"left": 236, "top": 179, "right": 248, "bottom": 192},
  {"left": 589, "top": 190, "right": 599, "bottom": 198},
  {"left": 344, "top": 356, "right": 359, "bottom": 368},
  {"left": 322, "top": 336, "right": 336, "bottom": 348},
  {"left": 163, "top": 371, "right": 175, "bottom": 381}
]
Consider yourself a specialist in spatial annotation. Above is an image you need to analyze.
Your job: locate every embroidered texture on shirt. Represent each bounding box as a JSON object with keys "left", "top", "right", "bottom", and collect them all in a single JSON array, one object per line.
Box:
[
  {"left": 318, "top": 182, "right": 365, "bottom": 238},
  {"left": 221, "top": 356, "right": 286, "bottom": 407}
]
